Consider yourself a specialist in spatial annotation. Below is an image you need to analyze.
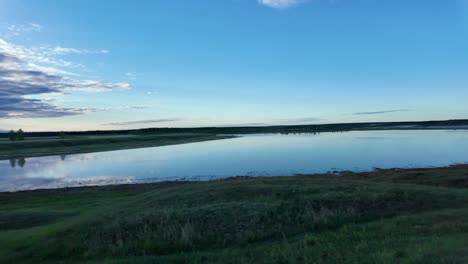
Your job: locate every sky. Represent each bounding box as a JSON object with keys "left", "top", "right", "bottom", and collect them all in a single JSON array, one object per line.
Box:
[{"left": 0, "top": 0, "right": 467, "bottom": 131}]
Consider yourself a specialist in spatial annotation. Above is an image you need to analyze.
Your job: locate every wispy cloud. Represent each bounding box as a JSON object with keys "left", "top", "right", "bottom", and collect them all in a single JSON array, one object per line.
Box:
[
  {"left": 49, "top": 46, "right": 110, "bottom": 54},
  {"left": 0, "top": 52, "right": 130, "bottom": 92},
  {"left": 1, "top": 97, "right": 80, "bottom": 118},
  {"left": 6, "top": 23, "right": 42, "bottom": 36},
  {"left": 218, "top": 117, "right": 321, "bottom": 127},
  {"left": 82, "top": 106, "right": 150, "bottom": 113},
  {"left": 222, "top": 122, "right": 270, "bottom": 127},
  {"left": 0, "top": 94, "right": 148, "bottom": 119},
  {"left": 103, "top": 118, "right": 182, "bottom": 126},
  {"left": 0, "top": 38, "right": 83, "bottom": 71},
  {"left": 125, "top": 72, "right": 138, "bottom": 80},
  {"left": 0, "top": 39, "right": 111, "bottom": 74},
  {"left": 257, "top": 0, "right": 307, "bottom": 9},
  {"left": 60, "top": 79, "right": 131, "bottom": 92},
  {"left": 277, "top": 117, "right": 321, "bottom": 123},
  {"left": 352, "top": 109, "right": 409, "bottom": 115}
]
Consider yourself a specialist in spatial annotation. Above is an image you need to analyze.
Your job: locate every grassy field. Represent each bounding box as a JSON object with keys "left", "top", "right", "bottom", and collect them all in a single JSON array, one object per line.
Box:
[
  {"left": 0, "top": 134, "right": 234, "bottom": 160},
  {"left": 1, "top": 165, "right": 467, "bottom": 263}
]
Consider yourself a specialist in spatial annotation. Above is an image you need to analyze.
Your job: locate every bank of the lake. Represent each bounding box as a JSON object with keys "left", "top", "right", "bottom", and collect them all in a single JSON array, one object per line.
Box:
[
  {"left": 0, "top": 134, "right": 235, "bottom": 160},
  {"left": 1, "top": 165, "right": 467, "bottom": 263}
]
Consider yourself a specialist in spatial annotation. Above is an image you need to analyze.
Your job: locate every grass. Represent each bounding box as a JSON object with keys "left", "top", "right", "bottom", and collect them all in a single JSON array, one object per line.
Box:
[
  {"left": 0, "top": 165, "right": 468, "bottom": 263},
  {"left": 0, "top": 133, "right": 234, "bottom": 160}
]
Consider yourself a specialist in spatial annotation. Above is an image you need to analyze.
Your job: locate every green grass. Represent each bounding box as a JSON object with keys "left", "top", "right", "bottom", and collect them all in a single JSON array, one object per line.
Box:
[
  {"left": 0, "top": 134, "right": 234, "bottom": 160},
  {"left": 0, "top": 165, "right": 468, "bottom": 263}
]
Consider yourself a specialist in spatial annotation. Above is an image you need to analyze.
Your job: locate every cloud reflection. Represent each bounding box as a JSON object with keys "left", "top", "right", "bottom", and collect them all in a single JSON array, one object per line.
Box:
[{"left": 0, "top": 155, "right": 134, "bottom": 192}]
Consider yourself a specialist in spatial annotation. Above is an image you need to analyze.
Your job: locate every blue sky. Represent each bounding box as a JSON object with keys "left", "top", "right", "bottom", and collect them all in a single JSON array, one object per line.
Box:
[{"left": 0, "top": 0, "right": 467, "bottom": 131}]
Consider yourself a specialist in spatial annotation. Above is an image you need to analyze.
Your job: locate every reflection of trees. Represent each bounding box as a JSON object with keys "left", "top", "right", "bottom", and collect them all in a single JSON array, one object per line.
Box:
[
  {"left": 18, "top": 158, "right": 26, "bottom": 168},
  {"left": 60, "top": 154, "right": 67, "bottom": 161},
  {"left": 8, "top": 157, "right": 26, "bottom": 168}
]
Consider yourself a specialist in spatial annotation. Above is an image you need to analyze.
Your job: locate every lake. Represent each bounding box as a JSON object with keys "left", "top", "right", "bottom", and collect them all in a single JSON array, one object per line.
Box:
[{"left": 1, "top": 130, "right": 468, "bottom": 192}]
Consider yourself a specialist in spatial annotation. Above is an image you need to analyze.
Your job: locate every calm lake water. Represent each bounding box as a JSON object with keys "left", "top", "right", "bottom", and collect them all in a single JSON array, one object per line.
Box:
[{"left": 1, "top": 130, "right": 468, "bottom": 192}]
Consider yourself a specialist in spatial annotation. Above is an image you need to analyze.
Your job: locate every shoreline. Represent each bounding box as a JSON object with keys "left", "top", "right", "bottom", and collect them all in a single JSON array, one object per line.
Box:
[
  {"left": 3, "top": 163, "right": 467, "bottom": 194},
  {"left": 0, "top": 134, "right": 236, "bottom": 161}
]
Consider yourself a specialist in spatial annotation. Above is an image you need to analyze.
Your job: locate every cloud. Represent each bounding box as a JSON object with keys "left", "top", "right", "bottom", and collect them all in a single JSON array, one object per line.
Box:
[
  {"left": 0, "top": 96, "right": 148, "bottom": 118},
  {"left": 0, "top": 97, "right": 82, "bottom": 118},
  {"left": 6, "top": 23, "right": 42, "bottom": 36},
  {"left": 60, "top": 79, "right": 131, "bottom": 92},
  {"left": 0, "top": 51, "right": 133, "bottom": 118},
  {"left": 26, "top": 62, "right": 77, "bottom": 76},
  {"left": 0, "top": 97, "right": 148, "bottom": 119},
  {"left": 50, "top": 46, "right": 110, "bottom": 54},
  {"left": 125, "top": 72, "right": 138, "bottom": 80},
  {"left": 0, "top": 29, "right": 137, "bottom": 119},
  {"left": 258, "top": 0, "right": 306, "bottom": 9},
  {"left": 280, "top": 117, "right": 321, "bottom": 123},
  {"left": 352, "top": 109, "right": 409, "bottom": 115},
  {"left": 0, "top": 39, "right": 110, "bottom": 73},
  {"left": 81, "top": 106, "right": 151, "bottom": 113},
  {"left": 0, "top": 53, "right": 130, "bottom": 93},
  {"left": 0, "top": 38, "right": 83, "bottom": 70},
  {"left": 219, "top": 118, "right": 321, "bottom": 127},
  {"left": 0, "top": 52, "right": 21, "bottom": 69},
  {"left": 103, "top": 118, "right": 182, "bottom": 126},
  {"left": 268, "top": 117, "right": 322, "bottom": 125},
  {"left": 222, "top": 122, "right": 270, "bottom": 127}
]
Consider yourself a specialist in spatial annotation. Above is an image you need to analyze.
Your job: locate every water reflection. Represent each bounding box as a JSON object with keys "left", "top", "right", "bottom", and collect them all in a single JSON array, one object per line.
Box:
[
  {"left": 8, "top": 155, "right": 66, "bottom": 169},
  {"left": 1, "top": 130, "right": 468, "bottom": 192},
  {"left": 9, "top": 157, "right": 26, "bottom": 168},
  {"left": 18, "top": 157, "right": 26, "bottom": 168}
]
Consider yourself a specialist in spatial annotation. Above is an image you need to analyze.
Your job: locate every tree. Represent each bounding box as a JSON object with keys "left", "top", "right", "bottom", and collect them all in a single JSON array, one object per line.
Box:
[
  {"left": 16, "top": 129, "right": 25, "bottom": 141},
  {"left": 8, "top": 130, "right": 15, "bottom": 141},
  {"left": 59, "top": 131, "right": 65, "bottom": 139}
]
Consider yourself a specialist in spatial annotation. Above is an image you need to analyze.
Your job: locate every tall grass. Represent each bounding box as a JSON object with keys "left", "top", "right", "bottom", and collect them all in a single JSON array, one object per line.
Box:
[{"left": 0, "top": 166, "right": 467, "bottom": 263}]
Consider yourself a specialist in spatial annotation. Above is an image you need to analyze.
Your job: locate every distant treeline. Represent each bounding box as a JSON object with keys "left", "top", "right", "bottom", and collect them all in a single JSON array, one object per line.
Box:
[{"left": 1, "top": 119, "right": 467, "bottom": 138}]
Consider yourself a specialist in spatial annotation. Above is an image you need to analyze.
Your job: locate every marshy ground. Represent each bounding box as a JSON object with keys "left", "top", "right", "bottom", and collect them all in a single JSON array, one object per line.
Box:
[{"left": 0, "top": 165, "right": 467, "bottom": 263}]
